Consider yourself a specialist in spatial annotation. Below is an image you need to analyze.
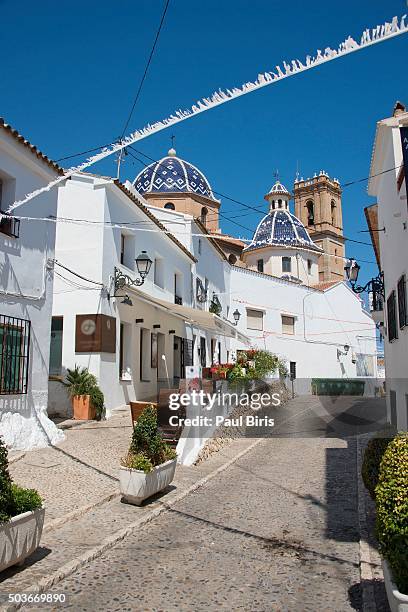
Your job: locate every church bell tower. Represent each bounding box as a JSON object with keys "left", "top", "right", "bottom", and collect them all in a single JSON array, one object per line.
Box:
[{"left": 294, "top": 171, "right": 345, "bottom": 283}]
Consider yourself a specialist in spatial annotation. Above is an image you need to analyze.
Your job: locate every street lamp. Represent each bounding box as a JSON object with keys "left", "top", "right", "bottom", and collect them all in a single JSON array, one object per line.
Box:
[
  {"left": 232, "top": 309, "right": 241, "bottom": 325},
  {"left": 135, "top": 250, "right": 153, "bottom": 280},
  {"left": 113, "top": 250, "right": 153, "bottom": 297},
  {"left": 344, "top": 258, "right": 384, "bottom": 309},
  {"left": 344, "top": 258, "right": 360, "bottom": 284}
]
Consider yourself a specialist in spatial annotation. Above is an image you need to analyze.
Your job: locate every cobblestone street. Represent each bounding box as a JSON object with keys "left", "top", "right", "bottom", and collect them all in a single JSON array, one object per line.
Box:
[{"left": 3, "top": 394, "right": 386, "bottom": 612}]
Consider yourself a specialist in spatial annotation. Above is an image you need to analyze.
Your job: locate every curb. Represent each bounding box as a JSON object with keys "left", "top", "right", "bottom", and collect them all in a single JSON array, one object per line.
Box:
[
  {"left": 3, "top": 437, "right": 263, "bottom": 612},
  {"left": 356, "top": 436, "right": 378, "bottom": 612},
  {"left": 43, "top": 492, "right": 121, "bottom": 533}
]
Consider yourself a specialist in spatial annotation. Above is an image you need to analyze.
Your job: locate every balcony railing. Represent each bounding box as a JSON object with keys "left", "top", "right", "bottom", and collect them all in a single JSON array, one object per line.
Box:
[
  {"left": 174, "top": 295, "right": 183, "bottom": 305},
  {"left": 0, "top": 211, "right": 20, "bottom": 238}
]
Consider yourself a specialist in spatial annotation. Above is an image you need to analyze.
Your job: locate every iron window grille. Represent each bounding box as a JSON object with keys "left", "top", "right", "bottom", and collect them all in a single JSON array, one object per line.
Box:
[
  {"left": 397, "top": 274, "right": 407, "bottom": 329},
  {"left": 0, "top": 315, "right": 30, "bottom": 395},
  {"left": 387, "top": 290, "right": 398, "bottom": 342},
  {"left": 0, "top": 211, "right": 20, "bottom": 239}
]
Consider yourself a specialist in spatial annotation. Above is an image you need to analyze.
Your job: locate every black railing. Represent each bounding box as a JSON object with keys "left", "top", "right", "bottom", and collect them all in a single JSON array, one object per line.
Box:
[
  {"left": 0, "top": 211, "right": 20, "bottom": 238},
  {"left": 0, "top": 315, "right": 30, "bottom": 395},
  {"left": 174, "top": 295, "right": 183, "bottom": 305}
]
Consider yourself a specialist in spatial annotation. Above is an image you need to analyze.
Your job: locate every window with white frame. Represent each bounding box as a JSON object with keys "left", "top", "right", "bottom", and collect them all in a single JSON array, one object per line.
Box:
[
  {"left": 282, "top": 257, "right": 291, "bottom": 273},
  {"left": 154, "top": 257, "right": 164, "bottom": 288},
  {"left": 119, "top": 233, "right": 135, "bottom": 269},
  {"left": 281, "top": 315, "right": 295, "bottom": 335},
  {"left": 139, "top": 328, "right": 151, "bottom": 381},
  {"left": 246, "top": 309, "right": 264, "bottom": 331}
]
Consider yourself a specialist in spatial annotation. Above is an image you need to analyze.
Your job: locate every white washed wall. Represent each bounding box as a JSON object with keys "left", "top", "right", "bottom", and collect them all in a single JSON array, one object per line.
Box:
[
  {"left": 0, "top": 130, "right": 64, "bottom": 449},
  {"left": 230, "top": 266, "right": 377, "bottom": 386}
]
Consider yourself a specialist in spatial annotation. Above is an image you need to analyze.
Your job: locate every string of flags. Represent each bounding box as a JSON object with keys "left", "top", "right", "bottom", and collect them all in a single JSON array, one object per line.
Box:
[{"left": 6, "top": 13, "right": 408, "bottom": 215}]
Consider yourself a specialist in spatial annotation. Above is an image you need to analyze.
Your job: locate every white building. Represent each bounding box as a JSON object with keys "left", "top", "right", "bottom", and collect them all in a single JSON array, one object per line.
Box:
[
  {"left": 0, "top": 118, "right": 64, "bottom": 449},
  {"left": 366, "top": 101, "right": 408, "bottom": 430},
  {"left": 49, "top": 172, "right": 245, "bottom": 418},
  {"left": 133, "top": 149, "right": 378, "bottom": 393}
]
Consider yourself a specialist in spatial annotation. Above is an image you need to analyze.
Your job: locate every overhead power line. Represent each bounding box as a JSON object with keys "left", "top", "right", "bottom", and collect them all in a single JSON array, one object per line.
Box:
[{"left": 120, "top": 0, "right": 171, "bottom": 140}]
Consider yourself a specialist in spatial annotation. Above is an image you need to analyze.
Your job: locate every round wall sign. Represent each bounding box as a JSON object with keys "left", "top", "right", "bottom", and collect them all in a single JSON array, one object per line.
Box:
[{"left": 81, "top": 319, "right": 96, "bottom": 336}]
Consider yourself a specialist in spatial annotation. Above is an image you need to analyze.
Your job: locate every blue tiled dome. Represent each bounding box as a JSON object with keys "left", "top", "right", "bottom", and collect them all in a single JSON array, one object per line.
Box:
[
  {"left": 244, "top": 209, "right": 321, "bottom": 252},
  {"left": 133, "top": 149, "right": 214, "bottom": 199}
]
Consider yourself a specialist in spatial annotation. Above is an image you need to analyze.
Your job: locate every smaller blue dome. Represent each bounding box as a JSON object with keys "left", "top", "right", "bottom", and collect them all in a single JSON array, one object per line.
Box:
[
  {"left": 244, "top": 209, "right": 321, "bottom": 253},
  {"left": 133, "top": 149, "right": 214, "bottom": 199}
]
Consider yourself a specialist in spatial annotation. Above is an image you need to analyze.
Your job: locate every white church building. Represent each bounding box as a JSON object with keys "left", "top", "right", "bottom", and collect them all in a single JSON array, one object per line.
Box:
[{"left": 44, "top": 146, "right": 379, "bottom": 428}]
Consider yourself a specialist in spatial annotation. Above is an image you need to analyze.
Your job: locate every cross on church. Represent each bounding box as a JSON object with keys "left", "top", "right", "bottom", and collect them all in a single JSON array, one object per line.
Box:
[
  {"left": 171, "top": 135, "right": 175, "bottom": 148},
  {"left": 274, "top": 169, "right": 279, "bottom": 181}
]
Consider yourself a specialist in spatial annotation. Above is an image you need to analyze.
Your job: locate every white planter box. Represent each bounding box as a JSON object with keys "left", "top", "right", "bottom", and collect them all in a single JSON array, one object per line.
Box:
[
  {"left": 119, "top": 459, "right": 176, "bottom": 505},
  {"left": 0, "top": 507, "right": 45, "bottom": 572},
  {"left": 382, "top": 558, "right": 408, "bottom": 612}
]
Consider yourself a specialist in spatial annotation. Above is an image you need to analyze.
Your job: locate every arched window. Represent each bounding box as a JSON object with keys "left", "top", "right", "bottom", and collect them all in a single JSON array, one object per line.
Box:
[
  {"left": 228, "top": 254, "right": 237, "bottom": 265},
  {"left": 201, "top": 207, "right": 208, "bottom": 226},
  {"left": 331, "top": 200, "right": 336, "bottom": 226},
  {"left": 282, "top": 257, "right": 291, "bottom": 273},
  {"left": 306, "top": 201, "right": 314, "bottom": 226},
  {"left": 278, "top": 199, "right": 282, "bottom": 208},
  {"left": 164, "top": 202, "right": 175, "bottom": 210}
]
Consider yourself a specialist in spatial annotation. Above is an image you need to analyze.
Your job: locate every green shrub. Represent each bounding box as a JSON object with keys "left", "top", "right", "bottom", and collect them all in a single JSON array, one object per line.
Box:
[
  {"left": 121, "top": 405, "right": 177, "bottom": 473},
  {"left": 0, "top": 437, "right": 43, "bottom": 523},
  {"left": 64, "top": 365, "right": 105, "bottom": 420},
  {"left": 362, "top": 428, "right": 395, "bottom": 499},
  {"left": 375, "top": 432, "right": 408, "bottom": 594},
  {"left": 10, "top": 484, "right": 42, "bottom": 515}
]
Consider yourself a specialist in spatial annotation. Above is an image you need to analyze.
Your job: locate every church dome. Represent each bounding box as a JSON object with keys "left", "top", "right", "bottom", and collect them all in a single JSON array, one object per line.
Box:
[
  {"left": 133, "top": 149, "right": 214, "bottom": 199},
  {"left": 244, "top": 209, "right": 321, "bottom": 253}
]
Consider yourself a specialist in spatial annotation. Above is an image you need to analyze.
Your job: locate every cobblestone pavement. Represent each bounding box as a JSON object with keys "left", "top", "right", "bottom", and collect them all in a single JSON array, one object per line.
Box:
[{"left": 39, "top": 395, "right": 387, "bottom": 612}]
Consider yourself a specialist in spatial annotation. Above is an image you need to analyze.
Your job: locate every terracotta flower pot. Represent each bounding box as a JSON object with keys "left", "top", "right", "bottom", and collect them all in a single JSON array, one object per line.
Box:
[{"left": 73, "top": 395, "right": 96, "bottom": 420}]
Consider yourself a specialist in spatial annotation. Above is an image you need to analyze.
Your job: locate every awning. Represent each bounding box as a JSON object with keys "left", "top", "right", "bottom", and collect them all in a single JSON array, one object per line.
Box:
[{"left": 129, "top": 287, "right": 250, "bottom": 345}]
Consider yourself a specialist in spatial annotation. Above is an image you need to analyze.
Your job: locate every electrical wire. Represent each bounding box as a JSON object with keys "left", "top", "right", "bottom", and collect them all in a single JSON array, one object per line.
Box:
[
  {"left": 126, "top": 147, "right": 382, "bottom": 247},
  {"left": 53, "top": 260, "right": 105, "bottom": 286},
  {"left": 120, "top": 0, "right": 171, "bottom": 139}
]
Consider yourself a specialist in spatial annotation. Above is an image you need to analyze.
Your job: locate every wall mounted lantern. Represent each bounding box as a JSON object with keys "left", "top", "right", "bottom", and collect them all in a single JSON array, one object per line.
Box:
[
  {"left": 344, "top": 258, "right": 384, "bottom": 309},
  {"left": 232, "top": 309, "right": 241, "bottom": 325},
  {"left": 113, "top": 250, "right": 153, "bottom": 300}
]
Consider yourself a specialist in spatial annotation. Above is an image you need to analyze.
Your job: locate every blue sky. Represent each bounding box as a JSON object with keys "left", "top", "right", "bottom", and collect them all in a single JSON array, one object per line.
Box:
[{"left": 2, "top": 0, "right": 407, "bottom": 289}]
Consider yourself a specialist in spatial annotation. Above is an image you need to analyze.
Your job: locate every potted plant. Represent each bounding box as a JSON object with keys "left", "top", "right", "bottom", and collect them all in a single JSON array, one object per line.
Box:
[
  {"left": 64, "top": 365, "right": 105, "bottom": 420},
  {"left": 0, "top": 437, "right": 44, "bottom": 572},
  {"left": 375, "top": 432, "right": 408, "bottom": 611},
  {"left": 120, "top": 405, "right": 177, "bottom": 505}
]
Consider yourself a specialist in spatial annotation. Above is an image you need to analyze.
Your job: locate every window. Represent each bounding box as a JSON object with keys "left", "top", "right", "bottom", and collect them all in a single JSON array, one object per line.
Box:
[
  {"left": 331, "top": 200, "right": 336, "bottom": 226},
  {"left": 307, "top": 259, "right": 312, "bottom": 274},
  {"left": 119, "top": 323, "right": 132, "bottom": 380},
  {"left": 119, "top": 233, "right": 135, "bottom": 268},
  {"left": 0, "top": 315, "right": 30, "bottom": 395},
  {"left": 198, "top": 239, "right": 202, "bottom": 255},
  {"left": 306, "top": 201, "right": 314, "bottom": 226},
  {"left": 0, "top": 180, "right": 20, "bottom": 238},
  {"left": 139, "top": 328, "right": 150, "bottom": 381},
  {"left": 49, "top": 317, "right": 63, "bottom": 376},
  {"left": 387, "top": 290, "right": 398, "bottom": 342},
  {"left": 164, "top": 202, "right": 175, "bottom": 210},
  {"left": 246, "top": 309, "right": 264, "bottom": 331},
  {"left": 282, "top": 257, "right": 291, "bottom": 273},
  {"left": 174, "top": 272, "right": 183, "bottom": 305},
  {"left": 199, "top": 336, "right": 206, "bottom": 367},
  {"left": 281, "top": 315, "right": 295, "bottom": 335},
  {"left": 257, "top": 259, "right": 264, "bottom": 273},
  {"left": 120, "top": 234, "right": 125, "bottom": 265},
  {"left": 397, "top": 275, "right": 407, "bottom": 329},
  {"left": 278, "top": 199, "right": 282, "bottom": 208},
  {"left": 154, "top": 258, "right": 164, "bottom": 288},
  {"left": 201, "top": 207, "right": 208, "bottom": 226}
]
